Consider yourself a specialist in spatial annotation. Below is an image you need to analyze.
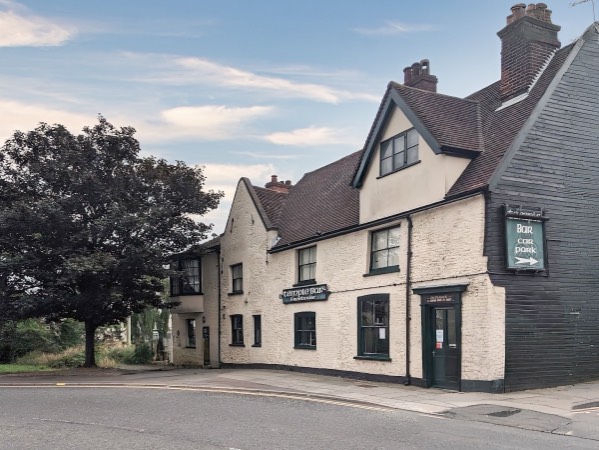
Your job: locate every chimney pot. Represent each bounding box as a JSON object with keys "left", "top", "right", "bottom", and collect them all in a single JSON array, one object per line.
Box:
[
  {"left": 508, "top": 3, "right": 527, "bottom": 24},
  {"left": 271, "top": 175, "right": 278, "bottom": 183},
  {"left": 420, "top": 59, "right": 430, "bottom": 75},
  {"left": 411, "top": 62, "right": 421, "bottom": 78}
]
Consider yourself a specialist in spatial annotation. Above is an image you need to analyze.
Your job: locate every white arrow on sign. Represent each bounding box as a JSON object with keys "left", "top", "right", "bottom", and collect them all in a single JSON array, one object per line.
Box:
[{"left": 515, "top": 256, "right": 539, "bottom": 265}]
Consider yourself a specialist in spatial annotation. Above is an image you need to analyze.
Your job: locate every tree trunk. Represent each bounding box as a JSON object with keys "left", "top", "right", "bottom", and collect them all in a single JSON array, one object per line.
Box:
[{"left": 84, "top": 320, "right": 97, "bottom": 367}]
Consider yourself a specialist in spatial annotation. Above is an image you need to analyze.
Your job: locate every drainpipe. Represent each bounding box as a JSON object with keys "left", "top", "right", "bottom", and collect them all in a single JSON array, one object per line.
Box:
[
  {"left": 405, "top": 215, "right": 413, "bottom": 385},
  {"left": 216, "top": 248, "right": 222, "bottom": 368}
]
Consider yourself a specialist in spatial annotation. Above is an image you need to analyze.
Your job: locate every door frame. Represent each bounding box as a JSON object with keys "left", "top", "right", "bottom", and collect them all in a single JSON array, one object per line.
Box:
[{"left": 413, "top": 284, "right": 467, "bottom": 390}]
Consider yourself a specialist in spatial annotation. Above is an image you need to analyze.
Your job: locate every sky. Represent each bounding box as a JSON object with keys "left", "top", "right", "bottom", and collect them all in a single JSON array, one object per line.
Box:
[{"left": 0, "top": 0, "right": 596, "bottom": 235}]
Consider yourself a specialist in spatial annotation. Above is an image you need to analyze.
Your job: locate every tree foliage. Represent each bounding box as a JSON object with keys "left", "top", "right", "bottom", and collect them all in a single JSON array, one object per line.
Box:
[{"left": 0, "top": 117, "right": 222, "bottom": 366}]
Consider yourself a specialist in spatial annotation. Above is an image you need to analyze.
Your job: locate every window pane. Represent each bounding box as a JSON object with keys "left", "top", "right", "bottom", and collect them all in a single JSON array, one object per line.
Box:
[
  {"left": 374, "top": 301, "right": 388, "bottom": 325},
  {"left": 393, "top": 151, "right": 405, "bottom": 169},
  {"left": 381, "top": 140, "right": 392, "bottom": 159},
  {"left": 362, "top": 328, "right": 378, "bottom": 353},
  {"left": 381, "top": 157, "right": 393, "bottom": 175},
  {"left": 307, "top": 247, "right": 316, "bottom": 263},
  {"left": 407, "top": 146, "right": 418, "bottom": 165},
  {"left": 361, "top": 301, "right": 374, "bottom": 326},
  {"left": 371, "top": 250, "right": 385, "bottom": 269},
  {"left": 372, "top": 230, "right": 388, "bottom": 251},
  {"left": 388, "top": 227, "right": 400, "bottom": 247},
  {"left": 407, "top": 129, "right": 418, "bottom": 148},
  {"left": 393, "top": 135, "right": 405, "bottom": 153},
  {"left": 388, "top": 248, "right": 399, "bottom": 267}
]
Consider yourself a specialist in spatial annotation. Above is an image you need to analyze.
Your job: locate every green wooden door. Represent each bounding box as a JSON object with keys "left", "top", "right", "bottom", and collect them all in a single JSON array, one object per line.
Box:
[{"left": 431, "top": 307, "right": 460, "bottom": 390}]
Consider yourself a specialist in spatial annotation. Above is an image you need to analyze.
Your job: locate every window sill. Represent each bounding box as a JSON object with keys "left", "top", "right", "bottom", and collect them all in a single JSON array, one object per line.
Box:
[
  {"left": 229, "top": 343, "right": 245, "bottom": 347},
  {"left": 251, "top": 344, "right": 262, "bottom": 348},
  {"left": 169, "top": 292, "right": 203, "bottom": 297},
  {"left": 293, "top": 280, "right": 317, "bottom": 287},
  {"left": 377, "top": 160, "right": 421, "bottom": 179},
  {"left": 294, "top": 346, "right": 317, "bottom": 350},
  {"left": 227, "top": 291, "right": 244, "bottom": 296},
  {"left": 185, "top": 346, "right": 196, "bottom": 349},
  {"left": 353, "top": 355, "right": 392, "bottom": 362},
  {"left": 363, "top": 266, "right": 400, "bottom": 277}
]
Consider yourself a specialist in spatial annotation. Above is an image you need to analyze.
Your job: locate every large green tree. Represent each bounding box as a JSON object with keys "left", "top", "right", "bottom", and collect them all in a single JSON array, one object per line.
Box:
[{"left": 0, "top": 117, "right": 222, "bottom": 366}]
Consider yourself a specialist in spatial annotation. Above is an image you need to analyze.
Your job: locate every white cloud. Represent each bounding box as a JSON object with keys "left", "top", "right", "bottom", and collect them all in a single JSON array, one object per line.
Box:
[
  {"left": 122, "top": 53, "right": 379, "bottom": 104},
  {"left": 263, "top": 126, "right": 357, "bottom": 147},
  {"left": 134, "top": 104, "right": 274, "bottom": 142},
  {"left": 0, "top": 99, "right": 94, "bottom": 142},
  {"left": 354, "top": 21, "right": 435, "bottom": 36},
  {"left": 232, "top": 151, "right": 299, "bottom": 160},
  {"left": 0, "top": 1, "right": 74, "bottom": 47}
]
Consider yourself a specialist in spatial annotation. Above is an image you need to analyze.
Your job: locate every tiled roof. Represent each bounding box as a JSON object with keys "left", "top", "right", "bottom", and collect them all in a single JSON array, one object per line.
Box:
[
  {"left": 271, "top": 150, "right": 362, "bottom": 249},
  {"left": 252, "top": 185, "right": 287, "bottom": 229},
  {"left": 447, "top": 42, "right": 576, "bottom": 197},
  {"left": 390, "top": 83, "right": 484, "bottom": 153}
]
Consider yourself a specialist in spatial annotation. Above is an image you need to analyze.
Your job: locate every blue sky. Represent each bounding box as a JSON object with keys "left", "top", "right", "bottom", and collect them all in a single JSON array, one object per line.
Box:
[{"left": 0, "top": 0, "right": 595, "bottom": 233}]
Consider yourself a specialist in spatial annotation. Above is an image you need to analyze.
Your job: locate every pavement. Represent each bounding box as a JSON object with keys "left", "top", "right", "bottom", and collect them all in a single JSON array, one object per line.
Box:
[{"left": 1, "top": 365, "right": 599, "bottom": 440}]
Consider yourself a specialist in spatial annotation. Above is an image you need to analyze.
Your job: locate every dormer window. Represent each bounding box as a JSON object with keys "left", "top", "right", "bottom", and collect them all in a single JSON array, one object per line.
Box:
[{"left": 380, "top": 128, "right": 419, "bottom": 176}]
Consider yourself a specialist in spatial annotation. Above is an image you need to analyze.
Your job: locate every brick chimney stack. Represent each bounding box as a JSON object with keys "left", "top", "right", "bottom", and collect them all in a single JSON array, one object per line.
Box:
[
  {"left": 498, "top": 3, "right": 561, "bottom": 102},
  {"left": 265, "top": 175, "right": 293, "bottom": 193},
  {"left": 403, "top": 59, "right": 438, "bottom": 92}
]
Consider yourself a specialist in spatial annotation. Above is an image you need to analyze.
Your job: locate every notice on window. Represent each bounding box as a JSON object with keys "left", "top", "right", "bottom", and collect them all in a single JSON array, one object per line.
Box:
[
  {"left": 436, "top": 330, "right": 444, "bottom": 343},
  {"left": 379, "top": 328, "right": 386, "bottom": 339}
]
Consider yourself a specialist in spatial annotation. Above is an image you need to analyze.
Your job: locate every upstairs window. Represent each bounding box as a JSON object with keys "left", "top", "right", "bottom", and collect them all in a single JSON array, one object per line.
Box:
[
  {"left": 380, "top": 128, "right": 419, "bottom": 176},
  {"left": 231, "top": 263, "right": 243, "bottom": 293},
  {"left": 370, "top": 227, "right": 400, "bottom": 274},
  {"left": 170, "top": 258, "right": 201, "bottom": 296},
  {"left": 298, "top": 246, "right": 316, "bottom": 284}
]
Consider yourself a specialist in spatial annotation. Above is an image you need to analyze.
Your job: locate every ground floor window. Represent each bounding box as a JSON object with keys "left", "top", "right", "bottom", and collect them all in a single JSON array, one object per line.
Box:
[
  {"left": 294, "top": 312, "right": 316, "bottom": 349},
  {"left": 253, "top": 315, "right": 262, "bottom": 347},
  {"left": 230, "top": 314, "right": 244, "bottom": 346},
  {"left": 357, "top": 294, "right": 389, "bottom": 358},
  {"left": 186, "top": 319, "right": 196, "bottom": 348}
]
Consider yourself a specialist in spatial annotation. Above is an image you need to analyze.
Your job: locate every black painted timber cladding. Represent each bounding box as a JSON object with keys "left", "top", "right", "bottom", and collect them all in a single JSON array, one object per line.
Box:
[{"left": 487, "top": 28, "right": 599, "bottom": 392}]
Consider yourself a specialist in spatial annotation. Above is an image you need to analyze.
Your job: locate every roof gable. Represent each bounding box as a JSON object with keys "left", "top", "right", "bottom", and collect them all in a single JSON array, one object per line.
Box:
[{"left": 352, "top": 83, "right": 483, "bottom": 188}]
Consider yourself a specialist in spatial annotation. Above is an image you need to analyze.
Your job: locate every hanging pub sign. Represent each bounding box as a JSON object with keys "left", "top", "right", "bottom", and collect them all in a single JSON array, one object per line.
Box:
[
  {"left": 504, "top": 204, "right": 547, "bottom": 270},
  {"left": 281, "top": 284, "right": 329, "bottom": 304}
]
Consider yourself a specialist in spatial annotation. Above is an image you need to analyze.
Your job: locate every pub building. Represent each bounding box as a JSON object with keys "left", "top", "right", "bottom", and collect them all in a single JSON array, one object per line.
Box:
[{"left": 169, "top": 4, "right": 599, "bottom": 392}]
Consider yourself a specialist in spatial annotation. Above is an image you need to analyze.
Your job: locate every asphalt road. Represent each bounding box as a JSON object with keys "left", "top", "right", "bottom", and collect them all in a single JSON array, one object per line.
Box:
[{"left": 0, "top": 387, "right": 596, "bottom": 450}]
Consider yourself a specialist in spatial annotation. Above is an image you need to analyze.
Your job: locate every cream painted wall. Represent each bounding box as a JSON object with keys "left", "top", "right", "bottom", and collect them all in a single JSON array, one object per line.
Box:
[
  {"left": 409, "top": 195, "right": 505, "bottom": 381},
  {"left": 359, "top": 106, "right": 470, "bottom": 224},
  {"left": 220, "top": 180, "right": 280, "bottom": 364},
  {"left": 168, "top": 164, "right": 504, "bottom": 386},
  {"left": 217, "top": 184, "right": 505, "bottom": 384}
]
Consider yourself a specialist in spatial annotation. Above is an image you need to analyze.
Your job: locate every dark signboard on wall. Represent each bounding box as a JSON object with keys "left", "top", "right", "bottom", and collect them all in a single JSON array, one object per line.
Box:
[
  {"left": 281, "top": 284, "right": 329, "bottom": 304},
  {"left": 505, "top": 205, "right": 546, "bottom": 270}
]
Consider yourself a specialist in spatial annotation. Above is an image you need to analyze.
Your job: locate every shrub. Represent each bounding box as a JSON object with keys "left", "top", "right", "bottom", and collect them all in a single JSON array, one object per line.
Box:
[{"left": 16, "top": 345, "right": 85, "bottom": 368}]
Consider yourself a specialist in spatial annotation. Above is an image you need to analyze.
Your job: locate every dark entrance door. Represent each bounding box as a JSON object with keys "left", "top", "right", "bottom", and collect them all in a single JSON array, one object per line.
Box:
[
  {"left": 414, "top": 284, "right": 466, "bottom": 391},
  {"left": 431, "top": 307, "right": 459, "bottom": 390}
]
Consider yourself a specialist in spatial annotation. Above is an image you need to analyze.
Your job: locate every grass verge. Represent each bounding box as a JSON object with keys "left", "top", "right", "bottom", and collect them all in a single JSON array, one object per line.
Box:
[{"left": 0, "top": 364, "right": 54, "bottom": 374}]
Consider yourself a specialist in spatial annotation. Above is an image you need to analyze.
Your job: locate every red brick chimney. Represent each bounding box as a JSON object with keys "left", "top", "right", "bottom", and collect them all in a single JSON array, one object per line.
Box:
[
  {"left": 265, "top": 175, "right": 293, "bottom": 193},
  {"left": 403, "top": 59, "right": 438, "bottom": 92},
  {"left": 498, "top": 3, "right": 561, "bottom": 102}
]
